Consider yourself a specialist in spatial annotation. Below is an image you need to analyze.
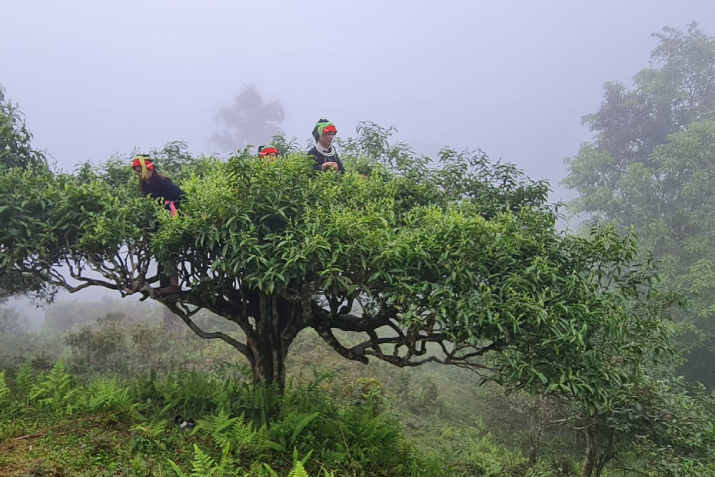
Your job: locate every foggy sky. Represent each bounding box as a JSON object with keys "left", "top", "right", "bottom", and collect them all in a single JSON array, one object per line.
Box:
[{"left": 3, "top": 0, "right": 715, "bottom": 203}]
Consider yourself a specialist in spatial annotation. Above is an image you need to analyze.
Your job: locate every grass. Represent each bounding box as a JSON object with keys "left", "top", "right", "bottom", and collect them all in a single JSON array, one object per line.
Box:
[{"left": 0, "top": 306, "right": 578, "bottom": 476}]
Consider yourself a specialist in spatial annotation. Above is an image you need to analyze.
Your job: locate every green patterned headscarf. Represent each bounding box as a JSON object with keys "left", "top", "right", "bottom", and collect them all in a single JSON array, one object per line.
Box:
[
  {"left": 317, "top": 121, "right": 337, "bottom": 136},
  {"left": 313, "top": 119, "right": 337, "bottom": 141}
]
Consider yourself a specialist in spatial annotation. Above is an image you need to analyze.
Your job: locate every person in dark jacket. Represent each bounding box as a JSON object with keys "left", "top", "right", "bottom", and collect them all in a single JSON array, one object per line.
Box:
[
  {"left": 307, "top": 119, "right": 344, "bottom": 173},
  {"left": 131, "top": 154, "right": 185, "bottom": 295}
]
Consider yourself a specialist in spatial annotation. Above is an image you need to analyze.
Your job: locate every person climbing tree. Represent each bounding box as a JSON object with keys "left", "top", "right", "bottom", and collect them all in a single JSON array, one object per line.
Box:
[
  {"left": 131, "top": 154, "right": 185, "bottom": 295},
  {"left": 308, "top": 119, "right": 344, "bottom": 173}
]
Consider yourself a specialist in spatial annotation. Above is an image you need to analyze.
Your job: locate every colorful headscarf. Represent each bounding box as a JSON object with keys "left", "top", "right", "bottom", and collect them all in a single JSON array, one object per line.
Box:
[
  {"left": 258, "top": 146, "right": 279, "bottom": 158},
  {"left": 316, "top": 121, "right": 337, "bottom": 137},
  {"left": 131, "top": 155, "right": 153, "bottom": 178}
]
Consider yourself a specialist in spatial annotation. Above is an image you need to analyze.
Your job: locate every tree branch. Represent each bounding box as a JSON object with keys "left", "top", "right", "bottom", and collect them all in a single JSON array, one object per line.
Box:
[
  {"left": 161, "top": 299, "right": 251, "bottom": 358},
  {"left": 311, "top": 298, "right": 503, "bottom": 374},
  {"left": 314, "top": 322, "right": 369, "bottom": 365},
  {"left": 16, "top": 254, "right": 256, "bottom": 361}
]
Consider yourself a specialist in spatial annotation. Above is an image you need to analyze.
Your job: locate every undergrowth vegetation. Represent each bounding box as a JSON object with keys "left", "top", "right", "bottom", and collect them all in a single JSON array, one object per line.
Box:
[
  {"left": 5, "top": 300, "right": 712, "bottom": 476},
  {"left": 0, "top": 302, "right": 590, "bottom": 477}
]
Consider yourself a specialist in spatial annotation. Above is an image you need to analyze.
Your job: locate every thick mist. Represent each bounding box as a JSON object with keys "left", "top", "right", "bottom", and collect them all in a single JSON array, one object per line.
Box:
[{"left": 3, "top": 1, "right": 715, "bottom": 195}]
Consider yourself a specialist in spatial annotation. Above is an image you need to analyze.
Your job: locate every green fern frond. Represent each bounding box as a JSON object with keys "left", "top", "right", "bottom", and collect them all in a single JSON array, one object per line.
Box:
[
  {"left": 190, "top": 444, "right": 219, "bottom": 477},
  {"left": 130, "top": 421, "right": 166, "bottom": 440},
  {"left": 30, "top": 360, "right": 81, "bottom": 414},
  {"left": 317, "top": 449, "right": 346, "bottom": 464},
  {"left": 86, "top": 378, "right": 131, "bottom": 412},
  {"left": 197, "top": 409, "right": 237, "bottom": 437},
  {"left": 255, "top": 422, "right": 286, "bottom": 452},
  {"left": 167, "top": 458, "right": 188, "bottom": 477},
  {"left": 287, "top": 460, "right": 310, "bottom": 477},
  {"left": 15, "top": 360, "right": 35, "bottom": 406},
  {"left": 262, "top": 463, "right": 279, "bottom": 477},
  {"left": 168, "top": 444, "right": 221, "bottom": 477},
  {"left": 290, "top": 412, "right": 320, "bottom": 447},
  {"left": 0, "top": 370, "right": 10, "bottom": 403},
  {"left": 30, "top": 360, "right": 70, "bottom": 400},
  {"left": 197, "top": 410, "right": 254, "bottom": 457},
  {"left": 216, "top": 441, "right": 233, "bottom": 473},
  {"left": 232, "top": 413, "right": 256, "bottom": 447}
]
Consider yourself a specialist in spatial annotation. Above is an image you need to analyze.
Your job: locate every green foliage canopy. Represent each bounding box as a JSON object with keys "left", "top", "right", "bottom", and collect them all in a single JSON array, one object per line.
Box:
[
  {"left": 563, "top": 23, "right": 715, "bottom": 385},
  {"left": 0, "top": 86, "right": 51, "bottom": 299}
]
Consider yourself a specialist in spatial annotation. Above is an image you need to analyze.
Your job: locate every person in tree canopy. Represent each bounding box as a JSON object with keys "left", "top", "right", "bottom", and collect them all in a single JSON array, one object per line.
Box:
[
  {"left": 258, "top": 145, "right": 279, "bottom": 162},
  {"left": 308, "top": 119, "right": 344, "bottom": 173},
  {"left": 131, "top": 154, "right": 185, "bottom": 296}
]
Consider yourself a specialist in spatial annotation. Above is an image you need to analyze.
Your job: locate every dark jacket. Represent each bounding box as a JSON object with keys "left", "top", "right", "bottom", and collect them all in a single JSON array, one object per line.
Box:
[
  {"left": 307, "top": 146, "right": 345, "bottom": 173},
  {"left": 141, "top": 176, "right": 185, "bottom": 210}
]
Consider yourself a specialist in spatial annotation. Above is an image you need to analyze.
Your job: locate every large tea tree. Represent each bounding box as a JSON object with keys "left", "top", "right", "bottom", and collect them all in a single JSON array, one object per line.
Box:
[{"left": 0, "top": 127, "right": 671, "bottom": 401}]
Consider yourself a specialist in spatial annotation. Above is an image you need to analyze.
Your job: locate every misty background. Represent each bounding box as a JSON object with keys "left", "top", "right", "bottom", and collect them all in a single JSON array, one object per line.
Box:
[{"left": 3, "top": 0, "right": 715, "bottom": 322}]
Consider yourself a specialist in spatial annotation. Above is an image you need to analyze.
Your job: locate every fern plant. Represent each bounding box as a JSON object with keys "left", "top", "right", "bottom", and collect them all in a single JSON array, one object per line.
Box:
[
  {"left": 341, "top": 405, "right": 401, "bottom": 465},
  {"left": 167, "top": 443, "right": 231, "bottom": 477},
  {"left": 256, "top": 411, "right": 321, "bottom": 453},
  {"left": 15, "top": 360, "right": 35, "bottom": 406},
  {"left": 84, "top": 378, "right": 132, "bottom": 413},
  {"left": 0, "top": 370, "right": 10, "bottom": 404},
  {"left": 130, "top": 421, "right": 167, "bottom": 453},
  {"left": 196, "top": 409, "right": 255, "bottom": 459},
  {"left": 30, "top": 360, "right": 80, "bottom": 414},
  {"left": 236, "top": 382, "right": 282, "bottom": 423},
  {"left": 263, "top": 449, "right": 334, "bottom": 477},
  {"left": 155, "top": 370, "right": 239, "bottom": 418}
]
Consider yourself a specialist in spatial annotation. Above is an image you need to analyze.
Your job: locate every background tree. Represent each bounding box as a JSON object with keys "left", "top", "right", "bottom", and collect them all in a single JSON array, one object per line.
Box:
[
  {"left": 210, "top": 85, "right": 285, "bottom": 153},
  {"left": 549, "top": 357, "right": 715, "bottom": 477},
  {"left": 563, "top": 23, "right": 715, "bottom": 385},
  {"left": 576, "top": 22, "right": 715, "bottom": 182},
  {"left": 0, "top": 306, "right": 27, "bottom": 335}
]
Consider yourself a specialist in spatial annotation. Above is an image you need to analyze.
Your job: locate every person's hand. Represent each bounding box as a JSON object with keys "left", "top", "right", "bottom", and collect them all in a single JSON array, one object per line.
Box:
[{"left": 322, "top": 161, "right": 339, "bottom": 171}]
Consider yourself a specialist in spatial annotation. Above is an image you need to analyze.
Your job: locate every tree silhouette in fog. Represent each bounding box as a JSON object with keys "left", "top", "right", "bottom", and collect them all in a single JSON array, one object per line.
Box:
[
  {"left": 563, "top": 23, "right": 715, "bottom": 387},
  {"left": 210, "top": 85, "right": 285, "bottom": 153}
]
